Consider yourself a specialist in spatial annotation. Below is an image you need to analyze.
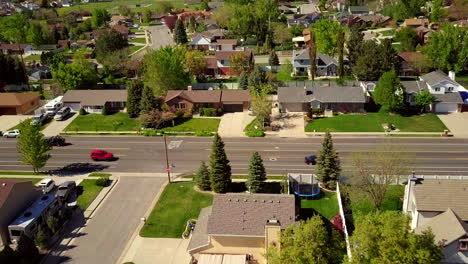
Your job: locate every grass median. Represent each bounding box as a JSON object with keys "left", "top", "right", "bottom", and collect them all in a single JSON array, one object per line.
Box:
[
  {"left": 0, "top": 177, "right": 44, "bottom": 184},
  {"left": 76, "top": 179, "right": 105, "bottom": 210},
  {"left": 140, "top": 182, "right": 213, "bottom": 238}
]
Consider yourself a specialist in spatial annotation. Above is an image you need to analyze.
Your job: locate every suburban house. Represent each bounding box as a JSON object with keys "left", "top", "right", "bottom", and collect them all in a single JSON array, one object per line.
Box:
[
  {"left": 0, "top": 92, "right": 40, "bottom": 115},
  {"left": 187, "top": 193, "right": 297, "bottom": 264},
  {"left": 190, "top": 35, "right": 239, "bottom": 51},
  {"left": 93, "top": 25, "right": 129, "bottom": 40},
  {"left": 28, "top": 66, "right": 52, "bottom": 82},
  {"left": 402, "top": 18, "right": 429, "bottom": 28},
  {"left": 165, "top": 89, "right": 250, "bottom": 113},
  {"left": 62, "top": 89, "right": 127, "bottom": 113},
  {"left": 287, "top": 13, "right": 321, "bottom": 28},
  {"left": 277, "top": 82, "right": 367, "bottom": 113},
  {"left": 397, "top": 52, "right": 424, "bottom": 77},
  {"left": 205, "top": 50, "right": 254, "bottom": 77},
  {"left": 403, "top": 178, "right": 468, "bottom": 263},
  {"left": 0, "top": 179, "right": 41, "bottom": 246},
  {"left": 0, "top": 44, "right": 33, "bottom": 56},
  {"left": 292, "top": 48, "right": 338, "bottom": 78},
  {"left": 348, "top": 6, "right": 370, "bottom": 15},
  {"left": 402, "top": 70, "right": 467, "bottom": 113},
  {"left": 190, "top": 29, "right": 225, "bottom": 50}
]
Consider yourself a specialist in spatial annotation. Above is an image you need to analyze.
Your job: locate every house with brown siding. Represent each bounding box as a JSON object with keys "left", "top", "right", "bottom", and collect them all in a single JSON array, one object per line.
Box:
[{"left": 0, "top": 93, "right": 40, "bottom": 115}]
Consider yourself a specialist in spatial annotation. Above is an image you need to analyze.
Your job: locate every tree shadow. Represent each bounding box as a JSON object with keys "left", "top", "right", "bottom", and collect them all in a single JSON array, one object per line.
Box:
[{"left": 48, "top": 163, "right": 109, "bottom": 176}]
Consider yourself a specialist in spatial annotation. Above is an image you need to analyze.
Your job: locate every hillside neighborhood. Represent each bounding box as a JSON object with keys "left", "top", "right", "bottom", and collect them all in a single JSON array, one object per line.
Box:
[{"left": 0, "top": 0, "right": 468, "bottom": 263}]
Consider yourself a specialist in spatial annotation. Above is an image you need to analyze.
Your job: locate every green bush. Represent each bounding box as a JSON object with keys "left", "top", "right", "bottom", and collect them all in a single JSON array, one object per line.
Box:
[
  {"left": 89, "top": 172, "right": 112, "bottom": 177},
  {"left": 95, "top": 177, "right": 110, "bottom": 187},
  {"left": 201, "top": 108, "right": 217, "bottom": 117},
  {"left": 79, "top": 108, "right": 87, "bottom": 115},
  {"left": 175, "top": 110, "right": 184, "bottom": 119},
  {"left": 246, "top": 130, "right": 265, "bottom": 137},
  {"left": 143, "top": 130, "right": 160, "bottom": 136},
  {"left": 101, "top": 106, "right": 108, "bottom": 115},
  {"left": 194, "top": 130, "right": 212, "bottom": 136},
  {"left": 216, "top": 108, "right": 223, "bottom": 116}
]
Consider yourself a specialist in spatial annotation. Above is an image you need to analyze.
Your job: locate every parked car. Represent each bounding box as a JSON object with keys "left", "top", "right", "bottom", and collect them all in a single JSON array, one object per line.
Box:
[
  {"left": 54, "top": 106, "right": 71, "bottom": 121},
  {"left": 30, "top": 113, "right": 48, "bottom": 126},
  {"left": 38, "top": 179, "right": 55, "bottom": 194},
  {"left": 56, "top": 181, "right": 76, "bottom": 200},
  {"left": 90, "top": 150, "right": 114, "bottom": 161},
  {"left": 3, "top": 130, "right": 20, "bottom": 138},
  {"left": 304, "top": 155, "right": 317, "bottom": 165},
  {"left": 48, "top": 136, "right": 67, "bottom": 147}
]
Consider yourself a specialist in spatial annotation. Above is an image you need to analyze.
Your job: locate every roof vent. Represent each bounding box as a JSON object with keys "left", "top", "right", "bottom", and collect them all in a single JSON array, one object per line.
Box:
[
  {"left": 2, "top": 183, "right": 6, "bottom": 187},
  {"left": 253, "top": 199, "right": 257, "bottom": 202},
  {"left": 262, "top": 200, "right": 266, "bottom": 203},
  {"left": 23, "top": 212, "right": 32, "bottom": 217},
  {"left": 306, "top": 90, "right": 312, "bottom": 95},
  {"left": 270, "top": 200, "right": 274, "bottom": 203},
  {"left": 244, "top": 199, "right": 248, "bottom": 202}
]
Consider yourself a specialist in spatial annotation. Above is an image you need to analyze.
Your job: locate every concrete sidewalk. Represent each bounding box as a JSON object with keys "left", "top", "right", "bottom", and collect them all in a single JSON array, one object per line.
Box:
[{"left": 0, "top": 115, "right": 31, "bottom": 131}]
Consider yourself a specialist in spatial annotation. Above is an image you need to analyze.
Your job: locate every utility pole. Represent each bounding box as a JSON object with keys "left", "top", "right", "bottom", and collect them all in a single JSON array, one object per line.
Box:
[{"left": 163, "top": 134, "right": 171, "bottom": 183}]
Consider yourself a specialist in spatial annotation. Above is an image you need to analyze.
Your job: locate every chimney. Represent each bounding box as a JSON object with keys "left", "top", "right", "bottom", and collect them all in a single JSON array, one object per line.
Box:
[
  {"left": 265, "top": 220, "right": 281, "bottom": 251},
  {"left": 448, "top": 71, "right": 456, "bottom": 81},
  {"left": 187, "top": 85, "right": 192, "bottom": 91}
]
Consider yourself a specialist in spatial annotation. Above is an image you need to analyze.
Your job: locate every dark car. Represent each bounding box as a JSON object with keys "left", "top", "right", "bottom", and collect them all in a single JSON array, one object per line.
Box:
[
  {"left": 48, "top": 136, "right": 67, "bottom": 147},
  {"left": 90, "top": 150, "right": 114, "bottom": 161},
  {"left": 56, "top": 181, "right": 76, "bottom": 200},
  {"left": 305, "top": 155, "right": 317, "bottom": 165}
]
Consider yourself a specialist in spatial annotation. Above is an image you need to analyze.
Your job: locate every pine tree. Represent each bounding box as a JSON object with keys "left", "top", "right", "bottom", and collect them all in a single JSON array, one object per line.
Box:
[
  {"left": 316, "top": 132, "right": 340, "bottom": 189},
  {"left": 238, "top": 71, "right": 249, "bottom": 90},
  {"left": 195, "top": 161, "right": 211, "bottom": 191},
  {"left": 210, "top": 134, "right": 231, "bottom": 193},
  {"left": 140, "top": 85, "right": 155, "bottom": 114},
  {"left": 35, "top": 225, "right": 50, "bottom": 250},
  {"left": 173, "top": 19, "right": 188, "bottom": 44},
  {"left": 348, "top": 26, "right": 363, "bottom": 67},
  {"left": 246, "top": 152, "right": 267, "bottom": 193},
  {"left": 336, "top": 29, "right": 345, "bottom": 79},
  {"left": 268, "top": 51, "right": 279, "bottom": 66},
  {"left": 127, "top": 80, "right": 143, "bottom": 117},
  {"left": 308, "top": 30, "right": 317, "bottom": 80}
]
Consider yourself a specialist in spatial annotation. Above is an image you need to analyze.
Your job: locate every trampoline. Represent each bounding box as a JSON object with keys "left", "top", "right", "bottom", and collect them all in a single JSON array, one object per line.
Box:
[{"left": 288, "top": 173, "right": 320, "bottom": 198}]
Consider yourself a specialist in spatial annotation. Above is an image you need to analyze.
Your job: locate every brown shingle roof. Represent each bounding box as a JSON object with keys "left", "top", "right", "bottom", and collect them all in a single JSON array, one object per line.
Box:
[
  {"left": 0, "top": 179, "right": 31, "bottom": 207},
  {"left": 414, "top": 180, "right": 468, "bottom": 221},
  {"left": 398, "top": 52, "right": 423, "bottom": 63},
  {"left": 215, "top": 50, "right": 251, "bottom": 60},
  {"left": 0, "top": 44, "right": 31, "bottom": 51},
  {"left": 221, "top": 90, "right": 250, "bottom": 103},
  {"left": 165, "top": 90, "right": 221, "bottom": 103},
  {"left": 206, "top": 57, "right": 217, "bottom": 69},
  {"left": 0, "top": 93, "right": 39, "bottom": 107},
  {"left": 215, "top": 39, "right": 238, "bottom": 45},
  {"left": 207, "top": 193, "right": 296, "bottom": 237},
  {"left": 415, "top": 209, "right": 468, "bottom": 246},
  {"left": 63, "top": 90, "right": 127, "bottom": 106}
]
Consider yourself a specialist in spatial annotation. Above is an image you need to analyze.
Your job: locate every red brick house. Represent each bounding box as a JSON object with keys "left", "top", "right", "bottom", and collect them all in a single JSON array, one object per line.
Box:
[{"left": 204, "top": 50, "right": 254, "bottom": 77}]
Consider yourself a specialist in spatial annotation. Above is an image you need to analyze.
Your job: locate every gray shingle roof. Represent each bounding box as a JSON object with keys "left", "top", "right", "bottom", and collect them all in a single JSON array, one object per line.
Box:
[
  {"left": 401, "top": 80, "right": 426, "bottom": 94},
  {"left": 413, "top": 180, "right": 468, "bottom": 221},
  {"left": 187, "top": 206, "right": 212, "bottom": 254},
  {"left": 278, "top": 85, "right": 366, "bottom": 103},
  {"left": 207, "top": 193, "right": 296, "bottom": 237},
  {"left": 433, "top": 92, "right": 464, "bottom": 104},
  {"left": 420, "top": 70, "right": 459, "bottom": 87},
  {"left": 415, "top": 209, "right": 468, "bottom": 246},
  {"left": 292, "top": 49, "right": 337, "bottom": 66},
  {"left": 62, "top": 90, "right": 127, "bottom": 106}
]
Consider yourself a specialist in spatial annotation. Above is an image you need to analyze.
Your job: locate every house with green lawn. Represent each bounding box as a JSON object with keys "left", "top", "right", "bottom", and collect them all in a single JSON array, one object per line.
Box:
[{"left": 63, "top": 89, "right": 127, "bottom": 113}]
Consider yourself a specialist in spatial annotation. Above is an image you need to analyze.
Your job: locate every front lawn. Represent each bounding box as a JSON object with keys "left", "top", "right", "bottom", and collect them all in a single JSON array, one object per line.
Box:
[
  {"left": 159, "top": 118, "right": 220, "bottom": 133},
  {"left": 0, "top": 177, "right": 44, "bottom": 184},
  {"left": 76, "top": 179, "right": 105, "bottom": 210},
  {"left": 65, "top": 113, "right": 140, "bottom": 131},
  {"left": 24, "top": 54, "right": 41, "bottom": 62},
  {"left": 129, "top": 38, "right": 146, "bottom": 44},
  {"left": 128, "top": 45, "right": 144, "bottom": 54},
  {"left": 140, "top": 182, "right": 213, "bottom": 238},
  {"left": 300, "top": 191, "right": 339, "bottom": 220},
  {"left": 0, "top": 171, "right": 47, "bottom": 176},
  {"left": 305, "top": 112, "right": 447, "bottom": 132}
]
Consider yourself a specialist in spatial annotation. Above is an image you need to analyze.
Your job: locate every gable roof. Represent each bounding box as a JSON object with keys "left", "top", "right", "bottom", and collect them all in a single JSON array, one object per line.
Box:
[
  {"left": 292, "top": 49, "right": 337, "bottom": 66},
  {"left": 63, "top": 90, "right": 127, "bottom": 106},
  {"left": 187, "top": 206, "right": 212, "bottom": 254},
  {"left": 348, "top": 6, "right": 369, "bottom": 13},
  {"left": 215, "top": 39, "right": 238, "bottom": 45},
  {"left": 401, "top": 80, "right": 426, "bottom": 94},
  {"left": 404, "top": 18, "right": 429, "bottom": 26},
  {"left": 398, "top": 52, "right": 423, "bottom": 63},
  {"left": 0, "top": 44, "right": 31, "bottom": 51},
  {"left": 420, "top": 70, "right": 459, "bottom": 87},
  {"left": 207, "top": 193, "right": 296, "bottom": 237},
  {"left": 0, "top": 93, "right": 39, "bottom": 107},
  {"left": 165, "top": 90, "right": 222, "bottom": 103},
  {"left": 413, "top": 180, "right": 468, "bottom": 221},
  {"left": 278, "top": 85, "right": 366, "bottom": 104},
  {"left": 215, "top": 50, "right": 251, "bottom": 60},
  {"left": 0, "top": 180, "right": 27, "bottom": 208},
  {"left": 220, "top": 90, "right": 250, "bottom": 102},
  {"left": 415, "top": 209, "right": 468, "bottom": 246},
  {"left": 433, "top": 92, "right": 464, "bottom": 104}
]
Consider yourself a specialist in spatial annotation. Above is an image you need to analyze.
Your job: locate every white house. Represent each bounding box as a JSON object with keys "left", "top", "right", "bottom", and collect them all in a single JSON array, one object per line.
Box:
[{"left": 292, "top": 49, "right": 338, "bottom": 78}]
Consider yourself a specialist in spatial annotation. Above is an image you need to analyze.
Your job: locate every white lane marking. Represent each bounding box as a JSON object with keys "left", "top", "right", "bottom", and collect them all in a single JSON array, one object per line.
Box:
[{"left": 168, "top": 140, "right": 183, "bottom": 150}]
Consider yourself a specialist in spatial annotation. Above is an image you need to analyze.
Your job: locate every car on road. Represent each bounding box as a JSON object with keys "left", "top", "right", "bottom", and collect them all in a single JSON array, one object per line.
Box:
[
  {"left": 30, "top": 113, "right": 48, "bottom": 126},
  {"left": 90, "top": 150, "right": 114, "bottom": 161},
  {"left": 56, "top": 181, "right": 76, "bottom": 200},
  {"left": 38, "top": 179, "right": 55, "bottom": 194},
  {"left": 54, "top": 106, "right": 71, "bottom": 121},
  {"left": 305, "top": 155, "right": 317, "bottom": 165},
  {"left": 48, "top": 136, "right": 67, "bottom": 147},
  {"left": 3, "top": 130, "right": 20, "bottom": 138}
]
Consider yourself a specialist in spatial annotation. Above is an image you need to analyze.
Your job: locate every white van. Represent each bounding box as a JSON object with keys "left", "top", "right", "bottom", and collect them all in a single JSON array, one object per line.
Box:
[
  {"left": 54, "top": 106, "right": 71, "bottom": 121},
  {"left": 45, "top": 96, "right": 64, "bottom": 116},
  {"left": 38, "top": 179, "right": 55, "bottom": 193}
]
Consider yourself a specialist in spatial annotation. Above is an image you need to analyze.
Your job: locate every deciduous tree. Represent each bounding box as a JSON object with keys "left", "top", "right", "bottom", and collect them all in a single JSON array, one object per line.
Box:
[
  {"left": 210, "top": 134, "right": 232, "bottom": 193},
  {"left": 311, "top": 19, "right": 343, "bottom": 56},
  {"left": 395, "top": 27, "right": 418, "bottom": 52},
  {"left": 272, "top": 23, "right": 292, "bottom": 47},
  {"left": 185, "top": 50, "right": 207, "bottom": 81},
  {"left": 347, "top": 26, "right": 363, "bottom": 67},
  {"left": 316, "top": 132, "right": 340, "bottom": 189},
  {"left": 373, "top": 70, "right": 405, "bottom": 112},
  {"left": 250, "top": 85, "right": 273, "bottom": 128},
  {"left": 195, "top": 161, "right": 211, "bottom": 191},
  {"left": 307, "top": 30, "right": 317, "bottom": 80},
  {"left": 52, "top": 59, "right": 98, "bottom": 91},
  {"left": 126, "top": 80, "right": 144, "bottom": 117},
  {"left": 229, "top": 51, "right": 254, "bottom": 75},
  {"left": 91, "top": 9, "right": 110, "bottom": 29},
  {"left": 0, "top": 53, "right": 27, "bottom": 85},
  {"left": 415, "top": 89, "right": 435, "bottom": 113},
  {"left": 95, "top": 29, "right": 128, "bottom": 62},
  {"left": 430, "top": 0, "right": 446, "bottom": 22},
  {"left": 16, "top": 122, "right": 51, "bottom": 172},
  {"left": 246, "top": 152, "right": 267, "bottom": 193}
]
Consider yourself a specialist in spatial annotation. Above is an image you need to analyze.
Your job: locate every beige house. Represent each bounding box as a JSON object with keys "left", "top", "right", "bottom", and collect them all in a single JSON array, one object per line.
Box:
[
  {"left": 403, "top": 178, "right": 468, "bottom": 263},
  {"left": 187, "top": 193, "right": 297, "bottom": 264},
  {"left": 0, "top": 179, "right": 41, "bottom": 246}
]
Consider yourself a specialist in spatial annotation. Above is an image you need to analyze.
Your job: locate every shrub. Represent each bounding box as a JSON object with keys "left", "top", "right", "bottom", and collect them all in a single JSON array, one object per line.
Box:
[
  {"left": 246, "top": 130, "right": 265, "bottom": 137},
  {"left": 79, "top": 108, "right": 87, "bottom": 115},
  {"left": 101, "top": 106, "right": 108, "bottom": 115},
  {"left": 95, "top": 177, "right": 110, "bottom": 187},
  {"left": 216, "top": 108, "right": 223, "bottom": 116},
  {"left": 143, "top": 130, "right": 160, "bottom": 136},
  {"left": 202, "top": 108, "right": 217, "bottom": 116},
  {"left": 175, "top": 110, "right": 184, "bottom": 119},
  {"left": 312, "top": 108, "right": 324, "bottom": 117}
]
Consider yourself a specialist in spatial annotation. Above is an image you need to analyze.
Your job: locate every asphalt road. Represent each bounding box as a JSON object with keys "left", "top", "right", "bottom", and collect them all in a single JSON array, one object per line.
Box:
[
  {"left": 2, "top": 136, "right": 468, "bottom": 176},
  {"left": 43, "top": 177, "right": 165, "bottom": 264}
]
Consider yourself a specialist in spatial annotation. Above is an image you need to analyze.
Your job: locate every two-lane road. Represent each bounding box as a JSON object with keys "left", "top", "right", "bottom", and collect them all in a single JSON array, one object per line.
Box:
[{"left": 2, "top": 136, "right": 468, "bottom": 176}]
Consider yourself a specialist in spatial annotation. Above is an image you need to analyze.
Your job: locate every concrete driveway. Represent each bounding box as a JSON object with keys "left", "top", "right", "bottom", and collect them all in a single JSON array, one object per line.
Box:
[
  {"left": 43, "top": 176, "right": 166, "bottom": 264},
  {"left": 42, "top": 112, "right": 78, "bottom": 137},
  {"left": 148, "top": 25, "right": 175, "bottom": 50},
  {"left": 271, "top": 111, "right": 306, "bottom": 138},
  {"left": 437, "top": 113, "right": 468, "bottom": 137},
  {"left": 218, "top": 112, "right": 254, "bottom": 137},
  {"left": 122, "top": 236, "right": 191, "bottom": 264},
  {"left": 0, "top": 115, "right": 31, "bottom": 132}
]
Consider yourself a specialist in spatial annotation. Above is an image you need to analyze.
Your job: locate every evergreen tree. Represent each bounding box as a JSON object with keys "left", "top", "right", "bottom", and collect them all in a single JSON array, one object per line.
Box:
[
  {"left": 238, "top": 71, "right": 249, "bottom": 90},
  {"left": 140, "top": 85, "right": 155, "bottom": 114},
  {"left": 380, "top": 39, "right": 399, "bottom": 73},
  {"left": 268, "top": 51, "right": 279, "bottom": 66},
  {"left": 195, "top": 161, "right": 211, "bottom": 191},
  {"left": 173, "top": 19, "right": 188, "bottom": 44},
  {"left": 347, "top": 26, "right": 363, "bottom": 67},
  {"left": 126, "top": 80, "right": 144, "bottom": 117},
  {"left": 308, "top": 30, "right": 317, "bottom": 80},
  {"left": 248, "top": 66, "right": 267, "bottom": 92},
  {"left": 316, "top": 132, "right": 340, "bottom": 189},
  {"left": 336, "top": 29, "right": 345, "bottom": 79},
  {"left": 246, "top": 152, "right": 267, "bottom": 193},
  {"left": 210, "top": 134, "right": 231, "bottom": 193},
  {"left": 16, "top": 122, "right": 51, "bottom": 172}
]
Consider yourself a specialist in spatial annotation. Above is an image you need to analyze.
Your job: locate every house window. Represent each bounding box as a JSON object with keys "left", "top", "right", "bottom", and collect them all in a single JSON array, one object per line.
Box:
[
  {"left": 459, "top": 239, "right": 468, "bottom": 251},
  {"left": 448, "top": 87, "right": 454, "bottom": 92},
  {"left": 435, "top": 87, "right": 440, "bottom": 92},
  {"left": 175, "top": 103, "right": 186, "bottom": 109}
]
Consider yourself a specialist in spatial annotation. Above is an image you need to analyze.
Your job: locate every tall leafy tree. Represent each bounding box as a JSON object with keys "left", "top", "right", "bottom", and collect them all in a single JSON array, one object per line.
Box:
[
  {"left": 267, "top": 215, "right": 345, "bottom": 264},
  {"left": 353, "top": 40, "right": 398, "bottom": 81},
  {"left": 336, "top": 29, "right": 345, "bottom": 79},
  {"left": 0, "top": 53, "right": 27, "bottom": 85},
  {"left": 210, "top": 134, "right": 232, "bottom": 193},
  {"left": 272, "top": 23, "right": 292, "bottom": 48},
  {"left": 126, "top": 80, "right": 144, "bottom": 117},
  {"left": 394, "top": 27, "right": 419, "bottom": 52},
  {"left": 311, "top": 19, "right": 343, "bottom": 56},
  {"left": 246, "top": 152, "right": 267, "bottom": 193},
  {"left": 91, "top": 9, "right": 110, "bottom": 29},
  {"left": 430, "top": 0, "right": 446, "bottom": 22},
  {"left": 185, "top": 50, "right": 207, "bottom": 81},
  {"left": 347, "top": 26, "right": 364, "bottom": 67},
  {"left": 308, "top": 30, "right": 317, "bottom": 81},
  {"left": 16, "top": 122, "right": 51, "bottom": 172},
  {"left": 195, "top": 161, "right": 211, "bottom": 191},
  {"left": 173, "top": 19, "right": 188, "bottom": 44},
  {"left": 144, "top": 46, "right": 190, "bottom": 95},
  {"left": 95, "top": 29, "right": 128, "bottom": 62},
  {"left": 230, "top": 51, "right": 254, "bottom": 75},
  {"left": 415, "top": 89, "right": 435, "bottom": 113},
  {"left": 348, "top": 211, "right": 443, "bottom": 264},
  {"left": 140, "top": 85, "right": 156, "bottom": 114},
  {"left": 52, "top": 60, "right": 98, "bottom": 91},
  {"left": 380, "top": 39, "right": 399, "bottom": 73},
  {"left": 0, "top": 14, "right": 29, "bottom": 44},
  {"left": 248, "top": 66, "right": 267, "bottom": 91},
  {"left": 316, "top": 132, "right": 340, "bottom": 189},
  {"left": 373, "top": 70, "right": 405, "bottom": 112},
  {"left": 26, "top": 23, "right": 44, "bottom": 47}
]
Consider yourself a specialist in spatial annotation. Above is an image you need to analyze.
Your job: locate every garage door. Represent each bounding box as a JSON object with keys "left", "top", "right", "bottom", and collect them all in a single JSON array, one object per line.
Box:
[
  {"left": 223, "top": 104, "right": 243, "bottom": 112},
  {"left": 282, "top": 103, "right": 304, "bottom": 112},
  {"left": 65, "top": 103, "right": 82, "bottom": 111},
  {"left": 0, "top": 107, "right": 17, "bottom": 115},
  {"left": 435, "top": 103, "right": 458, "bottom": 113}
]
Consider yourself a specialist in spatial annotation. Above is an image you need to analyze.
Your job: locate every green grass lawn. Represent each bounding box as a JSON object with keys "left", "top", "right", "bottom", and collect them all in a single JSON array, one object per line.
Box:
[
  {"left": 24, "top": 54, "right": 41, "bottom": 62},
  {"left": 349, "top": 185, "right": 405, "bottom": 218},
  {"left": 0, "top": 177, "right": 44, "bottom": 184},
  {"left": 57, "top": 0, "right": 188, "bottom": 15},
  {"left": 159, "top": 118, "right": 220, "bottom": 133},
  {"left": 129, "top": 38, "right": 147, "bottom": 44},
  {"left": 140, "top": 182, "right": 213, "bottom": 238},
  {"left": 128, "top": 45, "right": 143, "bottom": 54},
  {"left": 9, "top": 118, "right": 51, "bottom": 131},
  {"left": 181, "top": 174, "right": 286, "bottom": 180},
  {"left": 0, "top": 171, "right": 47, "bottom": 176},
  {"left": 301, "top": 191, "right": 339, "bottom": 220},
  {"left": 65, "top": 113, "right": 140, "bottom": 131},
  {"left": 88, "top": 172, "right": 112, "bottom": 177},
  {"left": 76, "top": 179, "right": 105, "bottom": 210},
  {"left": 305, "top": 112, "right": 447, "bottom": 132}
]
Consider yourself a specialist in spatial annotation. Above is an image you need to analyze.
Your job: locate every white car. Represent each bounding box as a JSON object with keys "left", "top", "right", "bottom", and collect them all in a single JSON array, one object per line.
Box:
[
  {"left": 38, "top": 179, "right": 55, "bottom": 194},
  {"left": 3, "top": 130, "right": 20, "bottom": 138}
]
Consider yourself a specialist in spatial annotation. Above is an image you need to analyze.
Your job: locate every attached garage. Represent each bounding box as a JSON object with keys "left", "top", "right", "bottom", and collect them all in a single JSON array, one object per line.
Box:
[
  {"left": 0, "top": 93, "right": 40, "bottom": 115},
  {"left": 432, "top": 93, "right": 464, "bottom": 113},
  {"left": 223, "top": 103, "right": 244, "bottom": 112},
  {"left": 221, "top": 90, "right": 250, "bottom": 112},
  {"left": 281, "top": 103, "right": 305, "bottom": 112},
  {"left": 64, "top": 102, "right": 82, "bottom": 111},
  {"left": 435, "top": 103, "right": 458, "bottom": 113}
]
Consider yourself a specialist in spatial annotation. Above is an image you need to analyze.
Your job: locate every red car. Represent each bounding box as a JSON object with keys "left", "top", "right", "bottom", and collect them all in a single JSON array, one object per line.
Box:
[{"left": 90, "top": 150, "right": 114, "bottom": 161}]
